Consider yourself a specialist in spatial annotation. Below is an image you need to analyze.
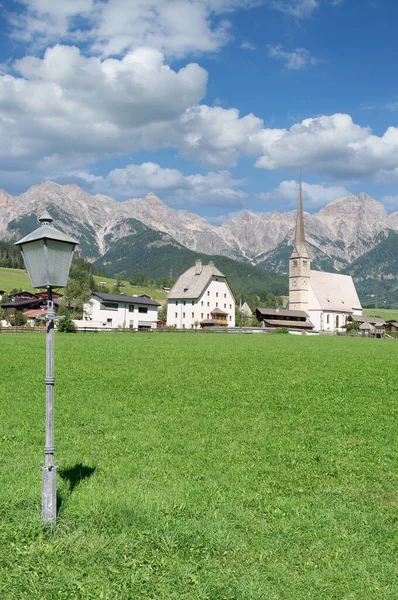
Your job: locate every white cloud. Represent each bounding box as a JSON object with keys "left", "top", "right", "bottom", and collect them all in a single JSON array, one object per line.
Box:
[
  {"left": 241, "top": 41, "right": 256, "bottom": 50},
  {"left": 71, "top": 162, "right": 248, "bottom": 208},
  {"left": 271, "top": 0, "right": 319, "bottom": 19},
  {"left": 259, "top": 180, "right": 350, "bottom": 209},
  {"left": 255, "top": 113, "right": 398, "bottom": 179},
  {"left": 11, "top": 0, "right": 257, "bottom": 58},
  {"left": 268, "top": 44, "right": 319, "bottom": 69}
]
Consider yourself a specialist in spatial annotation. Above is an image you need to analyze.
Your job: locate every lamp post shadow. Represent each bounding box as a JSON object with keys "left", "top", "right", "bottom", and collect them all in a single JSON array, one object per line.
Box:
[{"left": 57, "top": 463, "right": 96, "bottom": 515}]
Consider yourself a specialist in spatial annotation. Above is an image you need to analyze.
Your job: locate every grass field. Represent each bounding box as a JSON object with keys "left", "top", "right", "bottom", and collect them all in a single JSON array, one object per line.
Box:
[{"left": 1, "top": 333, "right": 397, "bottom": 599}]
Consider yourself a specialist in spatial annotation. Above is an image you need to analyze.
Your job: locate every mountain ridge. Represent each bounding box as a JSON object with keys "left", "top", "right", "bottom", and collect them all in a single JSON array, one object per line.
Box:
[{"left": 1, "top": 181, "right": 397, "bottom": 276}]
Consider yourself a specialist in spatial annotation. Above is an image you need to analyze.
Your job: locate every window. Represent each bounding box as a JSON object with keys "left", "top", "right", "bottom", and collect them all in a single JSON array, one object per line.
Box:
[
  {"left": 183, "top": 301, "right": 186, "bottom": 306},
  {"left": 201, "top": 301, "right": 204, "bottom": 306},
  {"left": 101, "top": 302, "right": 118, "bottom": 310},
  {"left": 230, "top": 304, "right": 232, "bottom": 309},
  {"left": 138, "top": 307, "right": 148, "bottom": 314},
  {"left": 175, "top": 312, "right": 178, "bottom": 318},
  {"left": 303, "top": 260, "right": 307, "bottom": 266},
  {"left": 182, "top": 324, "right": 185, "bottom": 329},
  {"left": 192, "top": 312, "right": 194, "bottom": 318},
  {"left": 207, "top": 302, "right": 210, "bottom": 307},
  {"left": 336, "top": 315, "right": 339, "bottom": 328},
  {"left": 207, "top": 313, "right": 209, "bottom": 319},
  {"left": 175, "top": 301, "right": 178, "bottom": 305},
  {"left": 106, "top": 318, "right": 112, "bottom": 325},
  {"left": 216, "top": 302, "right": 218, "bottom": 307},
  {"left": 183, "top": 312, "right": 186, "bottom": 318},
  {"left": 224, "top": 304, "right": 226, "bottom": 308},
  {"left": 128, "top": 305, "right": 134, "bottom": 312},
  {"left": 192, "top": 301, "right": 194, "bottom": 305},
  {"left": 207, "top": 291, "right": 210, "bottom": 296},
  {"left": 327, "top": 314, "right": 330, "bottom": 325},
  {"left": 229, "top": 316, "right": 231, "bottom": 321},
  {"left": 224, "top": 293, "right": 226, "bottom": 298},
  {"left": 293, "top": 260, "right": 297, "bottom": 267},
  {"left": 216, "top": 292, "right": 218, "bottom": 297},
  {"left": 201, "top": 313, "right": 204, "bottom": 318}
]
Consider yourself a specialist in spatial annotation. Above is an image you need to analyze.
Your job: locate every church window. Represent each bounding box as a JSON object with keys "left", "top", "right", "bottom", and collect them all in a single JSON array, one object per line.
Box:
[
  {"left": 327, "top": 314, "right": 330, "bottom": 325},
  {"left": 303, "top": 261, "right": 307, "bottom": 266},
  {"left": 293, "top": 260, "right": 297, "bottom": 267},
  {"left": 336, "top": 315, "right": 339, "bottom": 328}
]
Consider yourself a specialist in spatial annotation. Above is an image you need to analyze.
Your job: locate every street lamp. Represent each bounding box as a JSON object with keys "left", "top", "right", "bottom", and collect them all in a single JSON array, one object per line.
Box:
[{"left": 15, "top": 211, "right": 78, "bottom": 524}]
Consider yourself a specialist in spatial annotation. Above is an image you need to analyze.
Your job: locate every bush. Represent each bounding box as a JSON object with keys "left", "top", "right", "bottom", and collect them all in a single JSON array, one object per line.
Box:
[
  {"left": 275, "top": 326, "right": 289, "bottom": 334},
  {"left": 57, "top": 307, "right": 77, "bottom": 333},
  {"left": 10, "top": 312, "right": 27, "bottom": 327}
]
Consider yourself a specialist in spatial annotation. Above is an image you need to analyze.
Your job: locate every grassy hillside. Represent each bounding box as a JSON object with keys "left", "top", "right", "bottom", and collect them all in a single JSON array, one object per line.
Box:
[
  {"left": 0, "top": 268, "right": 166, "bottom": 301},
  {"left": 0, "top": 267, "right": 33, "bottom": 292},
  {"left": 1, "top": 334, "right": 397, "bottom": 599},
  {"left": 363, "top": 308, "right": 398, "bottom": 321}
]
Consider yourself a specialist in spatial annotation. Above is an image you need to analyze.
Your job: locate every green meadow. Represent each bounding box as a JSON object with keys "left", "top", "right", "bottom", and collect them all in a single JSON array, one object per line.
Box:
[
  {"left": 0, "top": 267, "right": 166, "bottom": 301},
  {"left": 1, "top": 333, "right": 397, "bottom": 599}
]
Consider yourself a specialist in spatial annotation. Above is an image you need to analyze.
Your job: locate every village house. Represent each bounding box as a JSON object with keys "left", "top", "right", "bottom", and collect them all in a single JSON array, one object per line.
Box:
[
  {"left": 346, "top": 314, "right": 386, "bottom": 335},
  {"left": 166, "top": 260, "right": 236, "bottom": 328},
  {"left": 82, "top": 291, "right": 160, "bottom": 329},
  {"left": 385, "top": 320, "right": 398, "bottom": 334}
]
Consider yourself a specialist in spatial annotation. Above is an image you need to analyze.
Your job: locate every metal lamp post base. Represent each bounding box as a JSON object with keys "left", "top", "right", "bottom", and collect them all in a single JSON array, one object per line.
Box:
[{"left": 41, "top": 464, "right": 57, "bottom": 523}]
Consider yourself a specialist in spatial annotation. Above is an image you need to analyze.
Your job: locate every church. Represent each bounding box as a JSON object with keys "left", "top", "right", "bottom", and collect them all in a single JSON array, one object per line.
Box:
[{"left": 288, "top": 179, "right": 362, "bottom": 332}]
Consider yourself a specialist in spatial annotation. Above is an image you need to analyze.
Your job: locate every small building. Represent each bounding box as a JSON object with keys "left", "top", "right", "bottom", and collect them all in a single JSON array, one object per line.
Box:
[
  {"left": 166, "top": 260, "right": 236, "bottom": 329},
  {"left": 385, "top": 320, "right": 398, "bottom": 333},
  {"left": 23, "top": 309, "right": 46, "bottom": 326},
  {"left": 83, "top": 291, "right": 160, "bottom": 329},
  {"left": 0, "top": 295, "right": 42, "bottom": 318},
  {"left": 346, "top": 314, "right": 386, "bottom": 334},
  {"left": 256, "top": 307, "right": 314, "bottom": 331},
  {"left": 240, "top": 302, "right": 253, "bottom": 317}
]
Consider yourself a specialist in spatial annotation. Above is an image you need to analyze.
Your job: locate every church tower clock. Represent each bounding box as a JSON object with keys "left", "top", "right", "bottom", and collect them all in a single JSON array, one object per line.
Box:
[{"left": 289, "top": 174, "right": 310, "bottom": 313}]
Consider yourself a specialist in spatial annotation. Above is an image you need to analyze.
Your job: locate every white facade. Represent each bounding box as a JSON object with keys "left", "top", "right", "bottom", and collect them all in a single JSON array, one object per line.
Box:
[
  {"left": 166, "top": 261, "right": 235, "bottom": 328},
  {"left": 83, "top": 293, "right": 160, "bottom": 329}
]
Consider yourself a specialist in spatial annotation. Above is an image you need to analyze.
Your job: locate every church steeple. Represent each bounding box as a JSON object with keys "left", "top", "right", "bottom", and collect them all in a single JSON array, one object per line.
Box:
[
  {"left": 289, "top": 173, "right": 310, "bottom": 312},
  {"left": 291, "top": 172, "right": 309, "bottom": 259}
]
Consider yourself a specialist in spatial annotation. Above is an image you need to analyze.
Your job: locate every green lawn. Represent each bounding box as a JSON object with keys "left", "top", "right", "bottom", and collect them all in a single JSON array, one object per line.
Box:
[
  {"left": 0, "top": 266, "right": 33, "bottom": 292},
  {"left": 1, "top": 333, "right": 397, "bottom": 599},
  {"left": 363, "top": 308, "right": 398, "bottom": 321}
]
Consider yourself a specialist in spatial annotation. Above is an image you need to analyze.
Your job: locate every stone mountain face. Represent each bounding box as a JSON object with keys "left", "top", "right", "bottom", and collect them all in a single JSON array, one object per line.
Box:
[{"left": 0, "top": 181, "right": 397, "bottom": 273}]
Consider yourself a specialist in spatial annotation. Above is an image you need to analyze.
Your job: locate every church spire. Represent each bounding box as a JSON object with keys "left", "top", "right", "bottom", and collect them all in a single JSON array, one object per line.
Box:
[{"left": 292, "top": 172, "right": 309, "bottom": 258}]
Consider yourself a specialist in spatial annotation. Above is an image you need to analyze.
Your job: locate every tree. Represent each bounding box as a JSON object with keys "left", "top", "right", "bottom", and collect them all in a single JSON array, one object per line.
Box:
[
  {"left": 63, "top": 279, "right": 92, "bottom": 319},
  {"left": 158, "top": 303, "right": 167, "bottom": 321},
  {"left": 57, "top": 306, "right": 77, "bottom": 333},
  {"left": 10, "top": 312, "right": 27, "bottom": 326}
]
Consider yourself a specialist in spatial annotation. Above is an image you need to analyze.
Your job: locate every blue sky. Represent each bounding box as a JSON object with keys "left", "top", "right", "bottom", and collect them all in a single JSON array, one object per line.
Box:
[{"left": 1, "top": 0, "right": 398, "bottom": 221}]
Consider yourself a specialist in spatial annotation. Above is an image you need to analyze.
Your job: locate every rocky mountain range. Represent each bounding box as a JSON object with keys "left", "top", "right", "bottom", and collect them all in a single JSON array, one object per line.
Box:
[{"left": 0, "top": 181, "right": 397, "bottom": 279}]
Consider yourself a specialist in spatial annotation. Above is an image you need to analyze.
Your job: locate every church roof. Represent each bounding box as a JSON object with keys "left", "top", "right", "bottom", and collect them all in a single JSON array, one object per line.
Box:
[
  {"left": 309, "top": 270, "right": 362, "bottom": 312},
  {"left": 168, "top": 260, "right": 230, "bottom": 300},
  {"left": 291, "top": 173, "right": 309, "bottom": 259}
]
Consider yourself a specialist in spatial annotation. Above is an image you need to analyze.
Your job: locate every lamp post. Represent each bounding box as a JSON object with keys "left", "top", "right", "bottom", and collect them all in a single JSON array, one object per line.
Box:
[{"left": 15, "top": 211, "right": 78, "bottom": 524}]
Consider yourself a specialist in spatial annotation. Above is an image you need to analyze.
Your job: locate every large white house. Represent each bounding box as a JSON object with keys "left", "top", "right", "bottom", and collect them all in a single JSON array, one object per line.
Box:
[
  {"left": 167, "top": 260, "right": 236, "bottom": 328},
  {"left": 83, "top": 291, "right": 160, "bottom": 329},
  {"left": 289, "top": 180, "right": 362, "bottom": 332}
]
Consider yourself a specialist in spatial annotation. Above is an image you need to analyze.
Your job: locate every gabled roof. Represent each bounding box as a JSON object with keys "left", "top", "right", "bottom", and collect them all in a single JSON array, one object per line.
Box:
[
  {"left": 262, "top": 318, "right": 314, "bottom": 329},
  {"left": 309, "top": 270, "right": 362, "bottom": 312},
  {"left": 352, "top": 315, "right": 385, "bottom": 326},
  {"left": 92, "top": 292, "right": 160, "bottom": 307},
  {"left": 211, "top": 308, "right": 228, "bottom": 315},
  {"left": 167, "top": 261, "right": 231, "bottom": 300},
  {"left": 256, "top": 307, "right": 309, "bottom": 319}
]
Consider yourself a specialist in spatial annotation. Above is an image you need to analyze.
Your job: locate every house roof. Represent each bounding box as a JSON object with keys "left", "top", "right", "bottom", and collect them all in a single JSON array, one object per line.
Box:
[
  {"left": 359, "top": 322, "right": 375, "bottom": 331},
  {"left": 1, "top": 298, "right": 42, "bottom": 309},
  {"left": 309, "top": 270, "right": 362, "bottom": 312},
  {"left": 386, "top": 320, "right": 398, "bottom": 327},
  {"left": 23, "top": 309, "right": 46, "bottom": 318},
  {"left": 92, "top": 291, "right": 160, "bottom": 307},
  {"left": 353, "top": 315, "right": 385, "bottom": 326},
  {"left": 211, "top": 308, "right": 228, "bottom": 315},
  {"left": 263, "top": 318, "right": 314, "bottom": 329},
  {"left": 256, "top": 307, "right": 310, "bottom": 319},
  {"left": 200, "top": 319, "right": 225, "bottom": 326},
  {"left": 167, "top": 261, "right": 229, "bottom": 300}
]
